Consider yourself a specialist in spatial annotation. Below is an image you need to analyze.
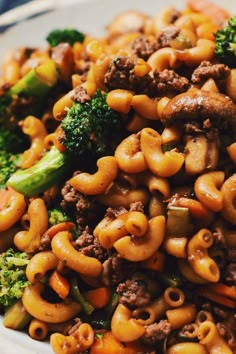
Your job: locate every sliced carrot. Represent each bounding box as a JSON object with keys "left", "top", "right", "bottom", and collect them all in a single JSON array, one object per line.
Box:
[
  {"left": 206, "top": 283, "right": 236, "bottom": 301},
  {"left": 197, "top": 286, "right": 236, "bottom": 309},
  {"left": 186, "top": 0, "right": 231, "bottom": 26},
  {"left": 83, "top": 287, "right": 111, "bottom": 309},
  {"left": 141, "top": 250, "right": 165, "bottom": 272},
  {"left": 43, "top": 221, "right": 75, "bottom": 239},
  {"left": 49, "top": 270, "right": 70, "bottom": 299}
]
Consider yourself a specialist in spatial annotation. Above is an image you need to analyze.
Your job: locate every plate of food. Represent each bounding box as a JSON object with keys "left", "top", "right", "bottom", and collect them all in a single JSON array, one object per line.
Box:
[{"left": 0, "top": 0, "right": 235, "bottom": 353}]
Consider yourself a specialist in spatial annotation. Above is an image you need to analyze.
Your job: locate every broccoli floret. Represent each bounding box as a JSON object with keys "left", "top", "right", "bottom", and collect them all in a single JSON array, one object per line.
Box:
[
  {"left": 0, "top": 126, "right": 28, "bottom": 189},
  {"left": 0, "top": 248, "right": 30, "bottom": 307},
  {"left": 215, "top": 16, "right": 236, "bottom": 67},
  {"left": 0, "top": 151, "right": 21, "bottom": 189},
  {"left": 0, "top": 94, "right": 12, "bottom": 125},
  {"left": 46, "top": 28, "right": 85, "bottom": 48},
  {"left": 0, "top": 126, "right": 28, "bottom": 153},
  {"left": 61, "top": 89, "right": 122, "bottom": 157},
  {"left": 7, "top": 90, "right": 124, "bottom": 197},
  {"left": 48, "top": 207, "right": 72, "bottom": 226}
]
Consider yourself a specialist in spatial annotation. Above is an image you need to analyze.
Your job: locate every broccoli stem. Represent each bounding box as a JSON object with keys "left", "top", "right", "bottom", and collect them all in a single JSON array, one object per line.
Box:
[
  {"left": 7, "top": 146, "right": 67, "bottom": 197},
  {"left": 10, "top": 59, "right": 58, "bottom": 97},
  {"left": 3, "top": 299, "right": 32, "bottom": 330}
]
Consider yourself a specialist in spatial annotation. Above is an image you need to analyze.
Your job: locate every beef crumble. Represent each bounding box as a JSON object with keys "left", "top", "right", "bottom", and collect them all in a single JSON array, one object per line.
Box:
[
  {"left": 61, "top": 179, "right": 100, "bottom": 227},
  {"left": 142, "top": 320, "right": 171, "bottom": 345},
  {"left": 131, "top": 36, "right": 160, "bottom": 60},
  {"left": 191, "top": 60, "right": 230, "bottom": 83},
  {"left": 152, "top": 69, "right": 190, "bottom": 94},
  {"left": 104, "top": 56, "right": 152, "bottom": 93},
  {"left": 75, "top": 226, "right": 108, "bottom": 263}
]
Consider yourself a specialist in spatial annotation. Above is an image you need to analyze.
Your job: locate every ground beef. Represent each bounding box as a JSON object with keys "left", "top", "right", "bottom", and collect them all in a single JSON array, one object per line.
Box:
[
  {"left": 75, "top": 226, "right": 108, "bottom": 262},
  {"left": 178, "top": 323, "right": 198, "bottom": 339},
  {"left": 102, "top": 253, "right": 138, "bottom": 286},
  {"left": 191, "top": 61, "right": 230, "bottom": 83},
  {"left": 68, "top": 318, "right": 83, "bottom": 335},
  {"left": 39, "top": 233, "right": 51, "bottom": 250},
  {"left": 117, "top": 278, "right": 151, "bottom": 308},
  {"left": 60, "top": 180, "right": 99, "bottom": 227},
  {"left": 217, "top": 321, "right": 236, "bottom": 351},
  {"left": 152, "top": 69, "right": 190, "bottom": 94},
  {"left": 131, "top": 36, "right": 160, "bottom": 60},
  {"left": 105, "top": 206, "right": 128, "bottom": 218},
  {"left": 157, "top": 26, "right": 180, "bottom": 48},
  {"left": 72, "top": 86, "right": 91, "bottom": 103},
  {"left": 129, "top": 201, "right": 145, "bottom": 213},
  {"left": 142, "top": 320, "right": 171, "bottom": 345},
  {"left": 104, "top": 56, "right": 152, "bottom": 93}
]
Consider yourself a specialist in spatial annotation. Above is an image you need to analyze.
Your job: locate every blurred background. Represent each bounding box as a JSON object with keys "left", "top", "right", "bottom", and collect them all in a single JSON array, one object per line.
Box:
[{"left": 0, "top": 0, "right": 31, "bottom": 14}]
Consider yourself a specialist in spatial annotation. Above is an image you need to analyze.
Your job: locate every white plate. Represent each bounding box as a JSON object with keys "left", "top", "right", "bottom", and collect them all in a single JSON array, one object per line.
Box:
[{"left": 0, "top": 0, "right": 235, "bottom": 353}]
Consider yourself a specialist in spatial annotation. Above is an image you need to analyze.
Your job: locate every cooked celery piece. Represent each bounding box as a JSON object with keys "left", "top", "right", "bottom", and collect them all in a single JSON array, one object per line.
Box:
[
  {"left": 70, "top": 277, "right": 94, "bottom": 315},
  {"left": 10, "top": 60, "right": 58, "bottom": 97},
  {"left": 166, "top": 206, "right": 193, "bottom": 236},
  {"left": 7, "top": 146, "right": 66, "bottom": 197},
  {"left": 3, "top": 300, "right": 32, "bottom": 330}
]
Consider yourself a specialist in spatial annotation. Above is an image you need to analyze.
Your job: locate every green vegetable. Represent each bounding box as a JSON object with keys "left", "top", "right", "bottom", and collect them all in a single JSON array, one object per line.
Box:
[
  {"left": 61, "top": 89, "right": 122, "bottom": 157},
  {"left": 157, "top": 272, "right": 182, "bottom": 288},
  {"left": 0, "top": 248, "right": 30, "bottom": 307},
  {"left": 48, "top": 207, "right": 72, "bottom": 226},
  {"left": 0, "top": 126, "right": 27, "bottom": 153},
  {"left": 84, "top": 291, "right": 119, "bottom": 330},
  {"left": 166, "top": 206, "right": 193, "bottom": 237},
  {"left": 0, "top": 60, "right": 58, "bottom": 130},
  {"left": 0, "top": 151, "right": 21, "bottom": 189},
  {"left": 46, "top": 28, "right": 85, "bottom": 47},
  {"left": 7, "top": 146, "right": 67, "bottom": 197},
  {"left": 7, "top": 90, "right": 123, "bottom": 197},
  {"left": 70, "top": 277, "right": 94, "bottom": 315},
  {"left": 0, "top": 125, "right": 28, "bottom": 189},
  {"left": 3, "top": 300, "right": 32, "bottom": 330},
  {"left": 215, "top": 16, "right": 236, "bottom": 67},
  {"left": 10, "top": 59, "right": 58, "bottom": 97}
]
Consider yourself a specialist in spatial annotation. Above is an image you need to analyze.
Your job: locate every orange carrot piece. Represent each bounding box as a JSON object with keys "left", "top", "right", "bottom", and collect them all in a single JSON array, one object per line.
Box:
[
  {"left": 49, "top": 270, "right": 70, "bottom": 299},
  {"left": 83, "top": 287, "right": 111, "bottom": 309},
  {"left": 186, "top": 0, "right": 231, "bottom": 26},
  {"left": 207, "top": 283, "right": 236, "bottom": 301},
  {"left": 141, "top": 250, "right": 165, "bottom": 272},
  {"left": 44, "top": 222, "right": 75, "bottom": 239},
  {"left": 197, "top": 286, "right": 236, "bottom": 309}
]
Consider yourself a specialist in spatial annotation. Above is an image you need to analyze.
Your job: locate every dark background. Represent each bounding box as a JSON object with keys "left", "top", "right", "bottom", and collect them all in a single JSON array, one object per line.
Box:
[{"left": 0, "top": 0, "right": 32, "bottom": 15}]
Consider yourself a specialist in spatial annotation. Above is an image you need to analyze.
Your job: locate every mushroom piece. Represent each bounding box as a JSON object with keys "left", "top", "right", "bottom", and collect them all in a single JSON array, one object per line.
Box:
[{"left": 160, "top": 89, "right": 236, "bottom": 133}]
